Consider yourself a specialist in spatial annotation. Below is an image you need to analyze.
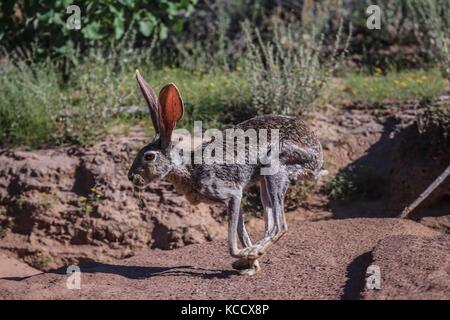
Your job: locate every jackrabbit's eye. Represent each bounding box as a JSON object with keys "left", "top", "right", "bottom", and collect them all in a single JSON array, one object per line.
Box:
[{"left": 144, "top": 152, "right": 157, "bottom": 162}]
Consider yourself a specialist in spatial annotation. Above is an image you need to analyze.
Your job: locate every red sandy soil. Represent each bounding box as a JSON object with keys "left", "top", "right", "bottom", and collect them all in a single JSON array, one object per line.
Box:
[
  {"left": 0, "top": 104, "right": 448, "bottom": 300},
  {"left": 0, "top": 251, "right": 41, "bottom": 278},
  {"left": 1, "top": 215, "right": 448, "bottom": 300}
]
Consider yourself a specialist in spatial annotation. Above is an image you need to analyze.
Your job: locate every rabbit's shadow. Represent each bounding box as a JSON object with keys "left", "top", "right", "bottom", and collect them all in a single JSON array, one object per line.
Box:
[
  {"left": 3, "top": 262, "right": 237, "bottom": 281},
  {"left": 74, "top": 262, "right": 237, "bottom": 280}
]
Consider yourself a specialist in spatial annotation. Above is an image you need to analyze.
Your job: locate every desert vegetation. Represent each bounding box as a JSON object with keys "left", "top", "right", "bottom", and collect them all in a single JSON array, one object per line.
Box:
[
  {"left": 1, "top": 0, "right": 448, "bottom": 148},
  {"left": 0, "top": 0, "right": 449, "bottom": 300}
]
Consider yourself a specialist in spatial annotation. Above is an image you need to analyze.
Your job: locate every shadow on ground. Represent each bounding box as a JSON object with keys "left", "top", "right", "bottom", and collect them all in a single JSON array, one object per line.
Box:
[
  {"left": 329, "top": 116, "right": 401, "bottom": 219},
  {"left": 341, "top": 251, "right": 373, "bottom": 300},
  {"left": 328, "top": 112, "right": 449, "bottom": 221},
  {"left": 2, "top": 262, "right": 237, "bottom": 282}
]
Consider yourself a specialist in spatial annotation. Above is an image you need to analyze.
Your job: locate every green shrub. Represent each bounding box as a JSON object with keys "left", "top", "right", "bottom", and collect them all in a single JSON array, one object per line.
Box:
[
  {"left": 326, "top": 172, "right": 357, "bottom": 202},
  {"left": 242, "top": 16, "right": 349, "bottom": 115},
  {"left": 413, "top": 0, "right": 450, "bottom": 80},
  {"left": 0, "top": 0, "right": 196, "bottom": 62},
  {"left": 0, "top": 57, "right": 61, "bottom": 147},
  {"left": 0, "top": 49, "right": 247, "bottom": 148},
  {"left": 285, "top": 181, "right": 316, "bottom": 211},
  {"left": 326, "top": 166, "right": 384, "bottom": 202}
]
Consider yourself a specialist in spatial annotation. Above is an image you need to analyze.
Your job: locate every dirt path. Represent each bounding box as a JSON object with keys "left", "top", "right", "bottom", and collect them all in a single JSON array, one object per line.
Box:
[{"left": 1, "top": 217, "right": 448, "bottom": 300}]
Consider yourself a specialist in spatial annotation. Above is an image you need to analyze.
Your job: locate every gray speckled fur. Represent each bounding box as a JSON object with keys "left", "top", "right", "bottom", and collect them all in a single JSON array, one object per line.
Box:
[
  {"left": 167, "top": 115, "right": 323, "bottom": 202},
  {"left": 129, "top": 114, "right": 324, "bottom": 275}
]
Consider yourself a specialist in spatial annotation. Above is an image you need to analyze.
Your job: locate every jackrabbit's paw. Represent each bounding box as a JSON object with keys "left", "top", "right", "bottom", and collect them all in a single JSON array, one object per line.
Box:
[
  {"left": 239, "top": 246, "right": 265, "bottom": 259},
  {"left": 239, "top": 261, "right": 261, "bottom": 276},
  {"left": 232, "top": 259, "right": 251, "bottom": 270}
]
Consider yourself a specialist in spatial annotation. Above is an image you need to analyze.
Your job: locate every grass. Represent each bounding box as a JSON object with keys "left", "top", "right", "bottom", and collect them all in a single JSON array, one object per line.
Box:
[
  {"left": 0, "top": 54, "right": 247, "bottom": 148},
  {"left": 144, "top": 66, "right": 248, "bottom": 129},
  {"left": 334, "top": 68, "right": 447, "bottom": 103},
  {"left": 0, "top": 52, "right": 447, "bottom": 149}
]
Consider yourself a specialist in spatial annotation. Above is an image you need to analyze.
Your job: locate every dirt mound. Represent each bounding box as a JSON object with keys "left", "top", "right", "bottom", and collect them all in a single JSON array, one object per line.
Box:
[
  {"left": 1, "top": 217, "right": 446, "bottom": 300},
  {"left": 0, "top": 130, "right": 226, "bottom": 271},
  {"left": 386, "top": 108, "right": 450, "bottom": 232},
  {"left": 0, "top": 251, "right": 40, "bottom": 278},
  {"left": 0, "top": 104, "right": 448, "bottom": 298},
  {"left": 311, "top": 102, "right": 420, "bottom": 218},
  {"left": 310, "top": 103, "right": 449, "bottom": 233},
  {"left": 363, "top": 235, "right": 450, "bottom": 300}
]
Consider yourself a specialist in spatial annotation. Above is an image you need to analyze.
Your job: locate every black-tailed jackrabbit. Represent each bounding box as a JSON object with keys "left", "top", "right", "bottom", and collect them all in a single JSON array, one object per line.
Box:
[{"left": 128, "top": 70, "right": 325, "bottom": 275}]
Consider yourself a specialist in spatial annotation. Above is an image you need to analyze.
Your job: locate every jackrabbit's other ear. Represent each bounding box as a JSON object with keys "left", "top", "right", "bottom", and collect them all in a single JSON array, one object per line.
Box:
[
  {"left": 135, "top": 70, "right": 160, "bottom": 135},
  {"left": 158, "top": 83, "right": 184, "bottom": 148}
]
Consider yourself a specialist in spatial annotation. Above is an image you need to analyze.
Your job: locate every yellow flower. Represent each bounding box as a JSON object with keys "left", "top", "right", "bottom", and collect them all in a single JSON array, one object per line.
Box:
[
  {"left": 374, "top": 67, "right": 382, "bottom": 75},
  {"left": 236, "top": 66, "right": 242, "bottom": 72},
  {"left": 421, "top": 75, "right": 428, "bottom": 80},
  {"left": 79, "top": 196, "right": 87, "bottom": 202}
]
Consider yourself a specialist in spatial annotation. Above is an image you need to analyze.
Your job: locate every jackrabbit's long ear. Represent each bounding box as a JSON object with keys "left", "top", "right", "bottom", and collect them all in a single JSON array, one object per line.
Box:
[
  {"left": 158, "top": 83, "right": 184, "bottom": 149},
  {"left": 135, "top": 70, "right": 160, "bottom": 135}
]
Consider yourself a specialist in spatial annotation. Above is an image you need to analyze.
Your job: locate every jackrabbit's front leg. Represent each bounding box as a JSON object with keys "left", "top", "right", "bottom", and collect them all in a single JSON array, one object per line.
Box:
[
  {"left": 232, "top": 212, "right": 261, "bottom": 273},
  {"left": 227, "top": 195, "right": 242, "bottom": 258}
]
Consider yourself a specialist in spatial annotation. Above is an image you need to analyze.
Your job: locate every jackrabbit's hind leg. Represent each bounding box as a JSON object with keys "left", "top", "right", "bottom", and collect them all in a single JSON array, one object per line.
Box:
[
  {"left": 238, "top": 213, "right": 252, "bottom": 247},
  {"left": 241, "top": 174, "right": 289, "bottom": 259},
  {"left": 266, "top": 173, "right": 289, "bottom": 243}
]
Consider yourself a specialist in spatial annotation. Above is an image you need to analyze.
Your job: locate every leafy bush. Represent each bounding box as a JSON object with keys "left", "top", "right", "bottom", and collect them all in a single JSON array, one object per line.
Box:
[
  {"left": 346, "top": 0, "right": 429, "bottom": 69},
  {"left": 412, "top": 0, "right": 450, "bottom": 80},
  {"left": 326, "top": 166, "right": 384, "bottom": 202},
  {"left": 243, "top": 18, "right": 349, "bottom": 115},
  {"left": 0, "top": 0, "right": 196, "bottom": 61},
  {"left": 326, "top": 172, "right": 358, "bottom": 202},
  {"left": 284, "top": 181, "right": 316, "bottom": 211}
]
